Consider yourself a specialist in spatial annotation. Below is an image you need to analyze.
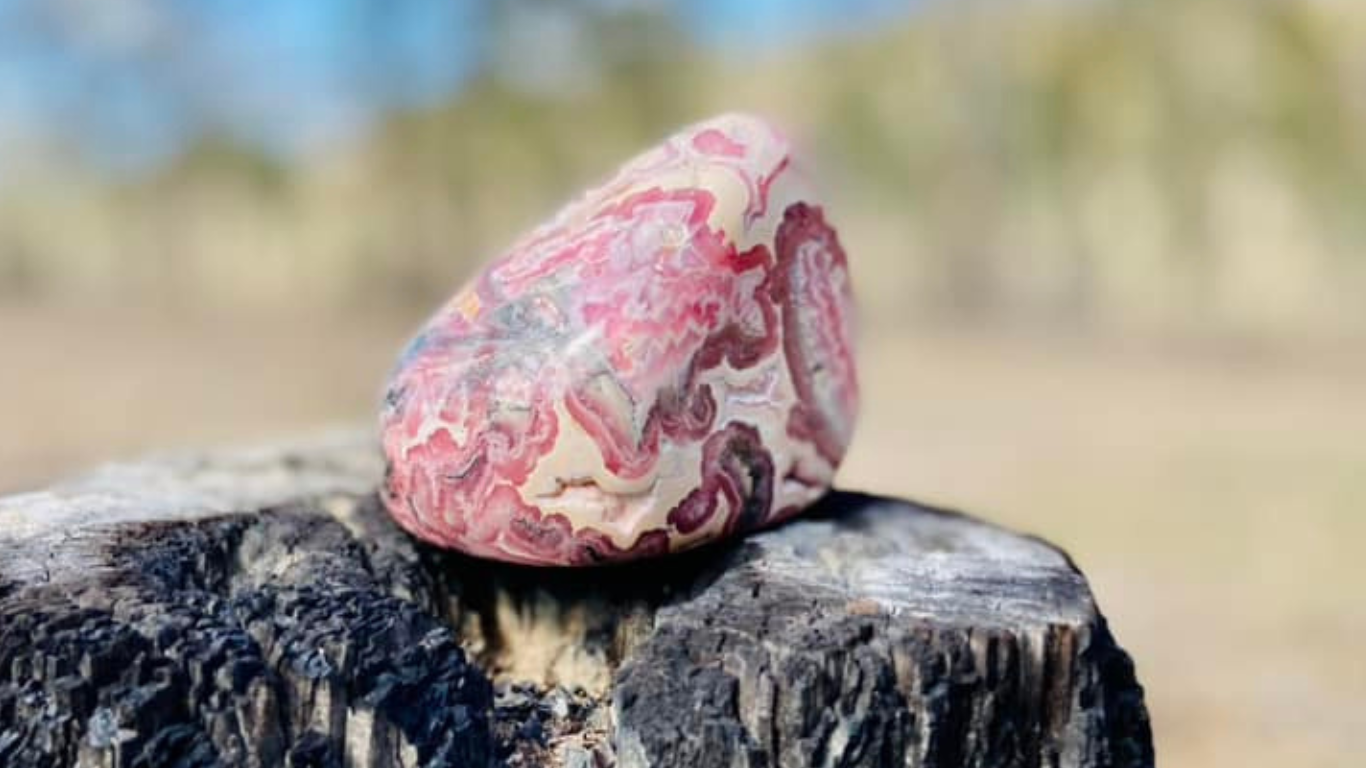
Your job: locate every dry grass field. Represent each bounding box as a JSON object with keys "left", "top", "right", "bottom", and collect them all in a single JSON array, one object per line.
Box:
[{"left": 2, "top": 304, "right": 1361, "bottom": 768}]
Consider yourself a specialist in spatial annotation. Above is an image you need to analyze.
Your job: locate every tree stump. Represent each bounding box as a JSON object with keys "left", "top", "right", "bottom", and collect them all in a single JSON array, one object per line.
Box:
[{"left": 0, "top": 432, "right": 1152, "bottom": 767}]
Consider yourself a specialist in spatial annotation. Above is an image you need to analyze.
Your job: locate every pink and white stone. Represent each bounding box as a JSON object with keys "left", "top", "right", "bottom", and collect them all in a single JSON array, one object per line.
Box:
[{"left": 380, "top": 114, "right": 858, "bottom": 565}]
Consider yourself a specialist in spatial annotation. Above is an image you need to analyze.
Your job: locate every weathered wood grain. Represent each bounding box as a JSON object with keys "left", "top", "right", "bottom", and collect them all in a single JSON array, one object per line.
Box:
[{"left": 0, "top": 432, "right": 1152, "bottom": 767}]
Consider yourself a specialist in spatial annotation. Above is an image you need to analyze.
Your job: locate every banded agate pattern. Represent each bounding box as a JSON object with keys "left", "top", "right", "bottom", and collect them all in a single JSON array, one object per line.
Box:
[{"left": 381, "top": 114, "right": 858, "bottom": 565}]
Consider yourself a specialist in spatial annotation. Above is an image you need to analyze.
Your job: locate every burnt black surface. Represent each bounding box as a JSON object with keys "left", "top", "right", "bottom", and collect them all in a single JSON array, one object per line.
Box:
[
  {"left": 1, "top": 510, "right": 493, "bottom": 768},
  {"left": 1, "top": 459, "right": 1152, "bottom": 768}
]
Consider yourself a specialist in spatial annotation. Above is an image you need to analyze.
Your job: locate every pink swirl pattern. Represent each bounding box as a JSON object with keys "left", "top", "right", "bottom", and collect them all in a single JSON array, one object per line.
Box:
[{"left": 381, "top": 114, "right": 858, "bottom": 565}]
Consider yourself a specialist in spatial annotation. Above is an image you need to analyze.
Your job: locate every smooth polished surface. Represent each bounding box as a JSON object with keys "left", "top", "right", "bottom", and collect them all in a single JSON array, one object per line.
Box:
[{"left": 380, "top": 114, "right": 858, "bottom": 564}]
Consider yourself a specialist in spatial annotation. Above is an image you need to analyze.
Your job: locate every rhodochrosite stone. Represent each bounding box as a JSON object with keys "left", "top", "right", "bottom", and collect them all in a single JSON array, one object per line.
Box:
[{"left": 380, "top": 114, "right": 858, "bottom": 565}]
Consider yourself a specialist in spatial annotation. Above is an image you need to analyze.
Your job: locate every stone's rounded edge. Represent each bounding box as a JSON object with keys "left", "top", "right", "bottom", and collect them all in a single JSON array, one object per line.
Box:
[{"left": 379, "top": 115, "right": 860, "bottom": 566}]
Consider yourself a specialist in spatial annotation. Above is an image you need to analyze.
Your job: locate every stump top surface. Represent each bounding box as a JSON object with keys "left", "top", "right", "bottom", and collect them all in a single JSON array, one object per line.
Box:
[
  {"left": 0, "top": 431, "right": 381, "bottom": 588},
  {"left": 740, "top": 492, "right": 1090, "bottom": 627},
  {"left": 1, "top": 431, "right": 1085, "bottom": 630}
]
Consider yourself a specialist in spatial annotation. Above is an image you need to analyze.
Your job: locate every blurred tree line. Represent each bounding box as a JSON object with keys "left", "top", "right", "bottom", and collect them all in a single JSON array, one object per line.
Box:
[{"left": 1, "top": 0, "right": 1363, "bottom": 341}]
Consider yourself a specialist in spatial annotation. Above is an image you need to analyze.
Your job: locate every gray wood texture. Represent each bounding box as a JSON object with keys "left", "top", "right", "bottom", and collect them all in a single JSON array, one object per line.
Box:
[{"left": 0, "top": 432, "right": 1152, "bottom": 767}]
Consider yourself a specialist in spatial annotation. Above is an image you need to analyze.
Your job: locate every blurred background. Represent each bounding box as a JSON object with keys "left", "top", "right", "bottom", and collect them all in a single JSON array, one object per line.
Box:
[{"left": 1, "top": 0, "right": 1362, "bottom": 765}]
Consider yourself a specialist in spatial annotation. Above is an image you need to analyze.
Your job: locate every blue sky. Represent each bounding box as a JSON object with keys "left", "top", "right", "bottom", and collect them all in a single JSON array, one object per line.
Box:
[
  {"left": 680, "top": 0, "right": 920, "bottom": 48},
  {"left": 0, "top": 0, "right": 916, "bottom": 174}
]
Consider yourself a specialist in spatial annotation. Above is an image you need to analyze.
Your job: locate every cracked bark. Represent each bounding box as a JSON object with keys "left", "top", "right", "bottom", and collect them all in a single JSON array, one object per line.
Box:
[{"left": 0, "top": 432, "right": 1152, "bottom": 767}]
